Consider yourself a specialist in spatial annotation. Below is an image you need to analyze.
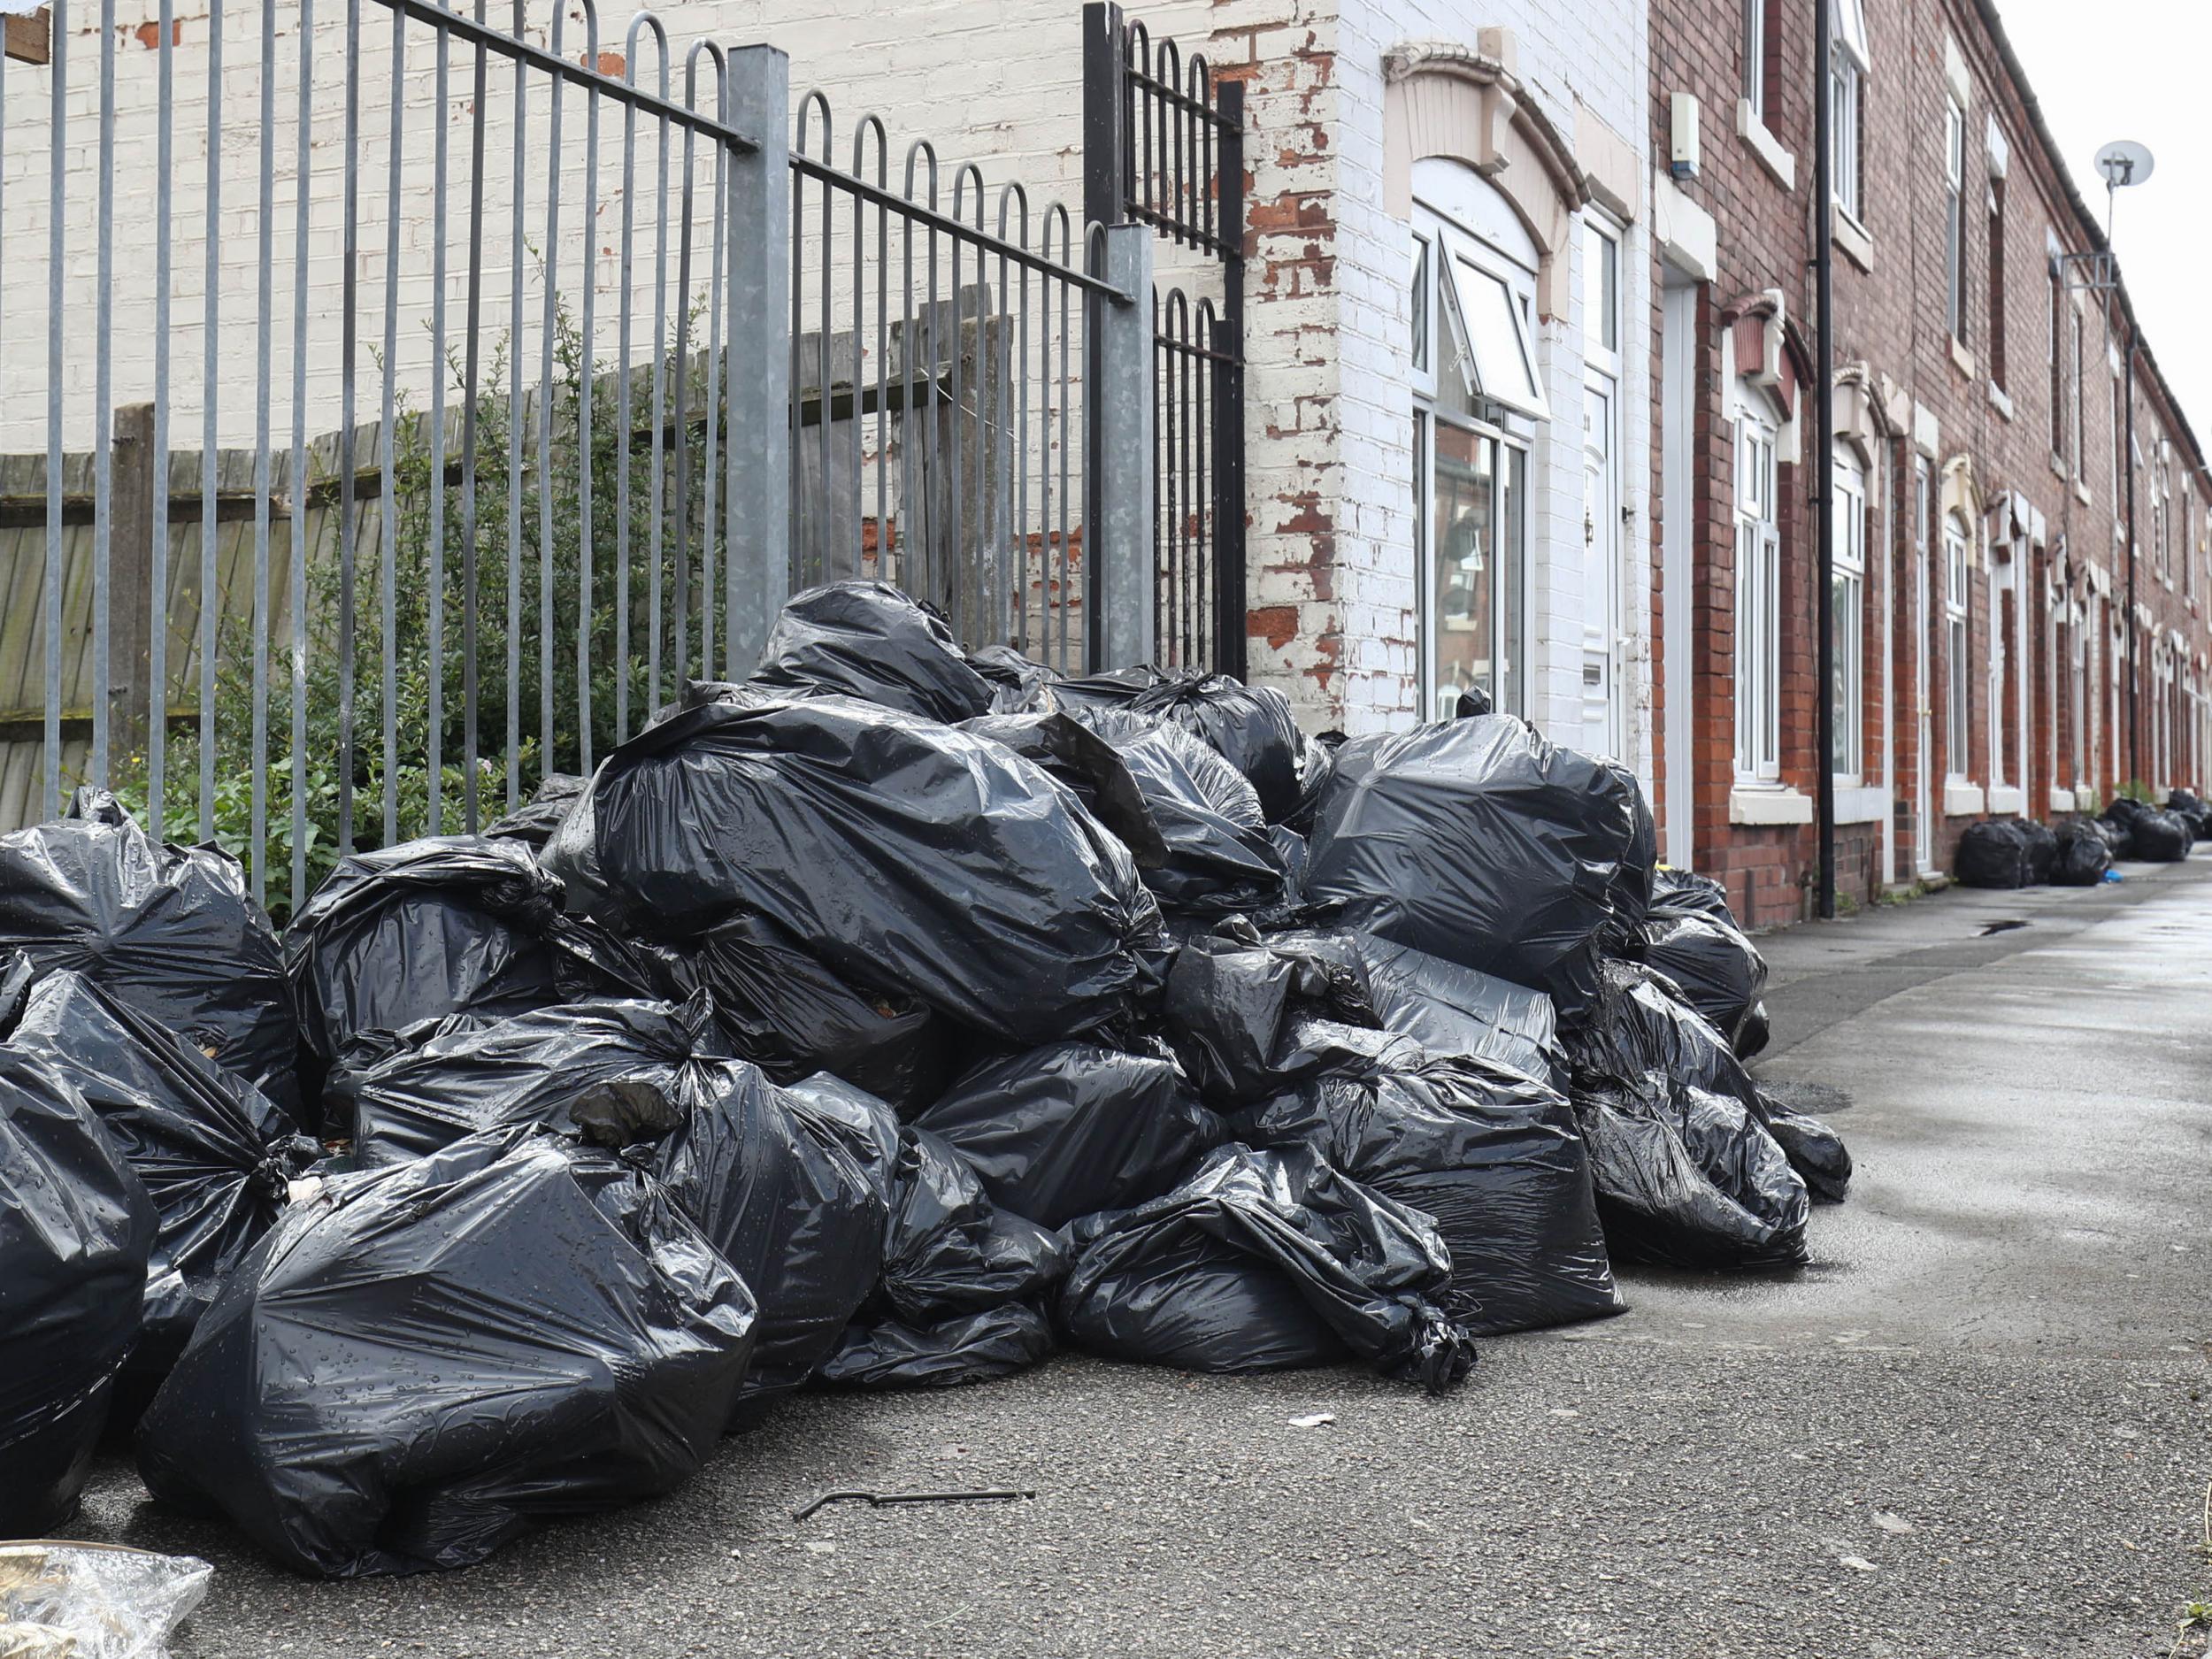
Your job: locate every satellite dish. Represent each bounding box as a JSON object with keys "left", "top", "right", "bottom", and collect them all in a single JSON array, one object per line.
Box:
[{"left": 2095, "top": 140, "right": 2155, "bottom": 189}]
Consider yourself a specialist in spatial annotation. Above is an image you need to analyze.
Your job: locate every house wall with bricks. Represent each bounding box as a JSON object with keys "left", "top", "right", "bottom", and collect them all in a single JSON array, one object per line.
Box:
[{"left": 1647, "top": 0, "right": 2212, "bottom": 929}]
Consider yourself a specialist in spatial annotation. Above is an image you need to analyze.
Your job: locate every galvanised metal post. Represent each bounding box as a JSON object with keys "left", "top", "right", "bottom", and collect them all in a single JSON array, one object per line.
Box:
[
  {"left": 1087, "top": 223, "right": 1155, "bottom": 673},
  {"left": 722, "top": 43, "right": 791, "bottom": 677}
]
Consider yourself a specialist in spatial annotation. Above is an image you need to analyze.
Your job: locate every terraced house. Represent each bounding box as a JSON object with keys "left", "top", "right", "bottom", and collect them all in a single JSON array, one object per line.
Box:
[{"left": 1646, "top": 0, "right": 2212, "bottom": 924}]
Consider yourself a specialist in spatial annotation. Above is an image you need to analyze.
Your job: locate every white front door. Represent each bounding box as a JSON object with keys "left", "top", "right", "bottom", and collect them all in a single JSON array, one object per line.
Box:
[{"left": 1580, "top": 377, "right": 1621, "bottom": 758}]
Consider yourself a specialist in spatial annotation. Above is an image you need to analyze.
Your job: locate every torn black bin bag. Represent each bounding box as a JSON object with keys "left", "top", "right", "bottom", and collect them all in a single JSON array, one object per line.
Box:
[
  {"left": 633, "top": 910, "right": 952, "bottom": 1117},
  {"left": 814, "top": 1302, "right": 1056, "bottom": 1388},
  {"left": 1054, "top": 1143, "right": 1475, "bottom": 1392},
  {"left": 915, "top": 1041, "right": 1225, "bottom": 1228},
  {"left": 1075, "top": 710, "right": 1288, "bottom": 917},
  {"left": 0, "top": 787, "right": 298, "bottom": 1120},
  {"left": 2128, "top": 807, "right": 2195, "bottom": 862},
  {"left": 2052, "top": 820, "right": 2114, "bottom": 886},
  {"left": 1564, "top": 961, "right": 1815, "bottom": 1270},
  {"left": 2, "top": 965, "right": 319, "bottom": 1379},
  {"left": 1236, "top": 1048, "right": 1621, "bottom": 1335},
  {"left": 1954, "top": 818, "right": 2038, "bottom": 888},
  {"left": 958, "top": 711, "right": 1168, "bottom": 870},
  {"left": 484, "top": 772, "right": 588, "bottom": 849},
  {"left": 136, "top": 1128, "right": 756, "bottom": 1578},
  {"left": 0, "top": 1037, "right": 155, "bottom": 1535},
  {"left": 1338, "top": 932, "right": 1563, "bottom": 1091},
  {"left": 1304, "top": 716, "right": 1641, "bottom": 1026},
  {"left": 1161, "top": 931, "right": 1380, "bottom": 1104},
  {"left": 542, "top": 695, "right": 1160, "bottom": 1048},
  {"left": 1631, "top": 913, "right": 1770, "bottom": 1054},
  {"left": 749, "top": 580, "right": 995, "bottom": 723},
  {"left": 284, "top": 835, "right": 640, "bottom": 1074}
]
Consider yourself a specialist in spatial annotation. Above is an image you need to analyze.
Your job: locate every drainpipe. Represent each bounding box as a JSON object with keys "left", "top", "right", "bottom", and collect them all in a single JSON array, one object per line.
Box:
[
  {"left": 1813, "top": 0, "right": 1837, "bottom": 918},
  {"left": 2124, "top": 333, "right": 2139, "bottom": 792}
]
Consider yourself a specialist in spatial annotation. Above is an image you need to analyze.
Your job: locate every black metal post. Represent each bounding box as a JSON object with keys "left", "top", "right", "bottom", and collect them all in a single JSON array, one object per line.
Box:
[
  {"left": 1081, "top": 3, "right": 1125, "bottom": 238},
  {"left": 1814, "top": 0, "right": 1837, "bottom": 918},
  {"left": 1213, "top": 74, "right": 1247, "bottom": 680}
]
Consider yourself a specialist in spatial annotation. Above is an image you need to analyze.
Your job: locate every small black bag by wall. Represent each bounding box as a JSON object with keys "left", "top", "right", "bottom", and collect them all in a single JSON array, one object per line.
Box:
[
  {"left": 136, "top": 1129, "right": 757, "bottom": 1578},
  {"left": 916, "top": 1041, "right": 1225, "bottom": 1228},
  {"left": 543, "top": 695, "right": 1160, "bottom": 1048},
  {"left": 1647, "top": 866, "right": 1740, "bottom": 927},
  {"left": 2019, "top": 818, "right": 2059, "bottom": 883},
  {"left": 0, "top": 788, "right": 298, "bottom": 1118},
  {"left": 749, "top": 580, "right": 995, "bottom": 723},
  {"left": 1236, "top": 1047, "right": 1622, "bottom": 1336},
  {"left": 1055, "top": 1143, "right": 1475, "bottom": 1392},
  {"left": 2, "top": 964, "right": 319, "bottom": 1379},
  {"left": 1303, "top": 716, "right": 1643, "bottom": 1026},
  {"left": 0, "top": 1038, "right": 155, "bottom": 1535},
  {"left": 2128, "top": 807, "right": 2194, "bottom": 862},
  {"left": 1632, "top": 912, "right": 1770, "bottom": 1053},
  {"left": 1955, "top": 818, "right": 2038, "bottom": 888},
  {"left": 2051, "top": 819, "right": 2114, "bottom": 886},
  {"left": 2167, "top": 788, "right": 2212, "bottom": 837}
]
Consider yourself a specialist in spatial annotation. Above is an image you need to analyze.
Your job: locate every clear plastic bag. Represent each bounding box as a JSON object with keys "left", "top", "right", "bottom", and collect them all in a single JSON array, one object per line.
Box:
[{"left": 0, "top": 1542, "right": 212, "bottom": 1659}]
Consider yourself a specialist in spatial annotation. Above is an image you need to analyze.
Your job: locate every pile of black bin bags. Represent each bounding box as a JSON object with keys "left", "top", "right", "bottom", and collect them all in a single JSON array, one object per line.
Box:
[
  {"left": 0, "top": 580, "right": 1850, "bottom": 1577},
  {"left": 1956, "top": 795, "right": 2200, "bottom": 890}
]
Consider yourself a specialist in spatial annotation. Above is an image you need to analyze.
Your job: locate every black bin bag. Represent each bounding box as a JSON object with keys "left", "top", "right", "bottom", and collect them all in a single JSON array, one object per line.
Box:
[
  {"left": 1236, "top": 1048, "right": 1622, "bottom": 1336},
  {"left": 2129, "top": 808, "right": 2194, "bottom": 862},
  {"left": 1056, "top": 669, "right": 1305, "bottom": 824},
  {"left": 915, "top": 1041, "right": 1225, "bottom": 1228},
  {"left": 0, "top": 1041, "right": 155, "bottom": 1535},
  {"left": 750, "top": 580, "right": 994, "bottom": 723},
  {"left": 1160, "top": 932, "right": 1380, "bottom": 1105},
  {"left": 1075, "top": 709, "right": 1288, "bottom": 917},
  {"left": 957, "top": 711, "right": 1168, "bottom": 870},
  {"left": 341, "top": 995, "right": 887, "bottom": 1400},
  {"left": 284, "top": 834, "right": 641, "bottom": 1077},
  {"left": 0, "top": 787, "right": 297, "bottom": 1118},
  {"left": 2052, "top": 819, "right": 2114, "bottom": 886},
  {"left": 1303, "top": 716, "right": 1642, "bottom": 1025},
  {"left": 1955, "top": 818, "right": 2038, "bottom": 888},
  {"left": 543, "top": 694, "right": 1160, "bottom": 1048},
  {"left": 2168, "top": 788, "right": 2212, "bottom": 837},
  {"left": 2, "top": 964, "right": 319, "bottom": 1379},
  {"left": 1564, "top": 961, "right": 1819, "bottom": 1270},
  {"left": 484, "top": 772, "right": 588, "bottom": 849},
  {"left": 1055, "top": 1143, "right": 1475, "bottom": 1393},
  {"left": 1632, "top": 913, "right": 1770, "bottom": 1053},
  {"left": 1339, "top": 932, "right": 1563, "bottom": 1090},
  {"left": 136, "top": 1128, "right": 757, "bottom": 1579}
]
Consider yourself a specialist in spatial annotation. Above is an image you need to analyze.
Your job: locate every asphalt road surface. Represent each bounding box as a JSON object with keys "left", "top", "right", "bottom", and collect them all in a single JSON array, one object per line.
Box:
[{"left": 63, "top": 855, "right": 2212, "bottom": 1658}]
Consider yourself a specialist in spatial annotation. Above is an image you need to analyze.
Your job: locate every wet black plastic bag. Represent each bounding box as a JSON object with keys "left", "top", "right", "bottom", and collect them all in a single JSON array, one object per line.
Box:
[
  {"left": 1603, "top": 759, "right": 1662, "bottom": 939},
  {"left": 2052, "top": 820, "right": 2114, "bottom": 886},
  {"left": 958, "top": 711, "right": 1168, "bottom": 870},
  {"left": 915, "top": 1041, "right": 1225, "bottom": 1227},
  {"left": 1632, "top": 913, "right": 1770, "bottom": 1052},
  {"left": 1076, "top": 710, "right": 1287, "bottom": 916},
  {"left": 1303, "top": 716, "right": 1642, "bottom": 1025},
  {"left": 543, "top": 695, "right": 1159, "bottom": 1048},
  {"left": 484, "top": 772, "right": 588, "bottom": 849},
  {"left": 1564, "top": 961, "right": 1814, "bottom": 1270},
  {"left": 966, "top": 643, "right": 1063, "bottom": 716},
  {"left": 750, "top": 580, "right": 994, "bottom": 723},
  {"left": 1647, "top": 867, "right": 1739, "bottom": 927},
  {"left": 1059, "top": 670, "right": 1305, "bottom": 822},
  {"left": 1055, "top": 1143, "right": 1474, "bottom": 1391},
  {"left": 1759, "top": 1096, "right": 1854, "bottom": 1204},
  {"left": 284, "top": 835, "right": 637, "bottom": 1071},
  {"left": 2128, "top": 808, "right": 2194, "bottom": 862},
  {"left": 2091, "top": 814, "right": 2133, "bottom": 858},
  {"left": 2020, "top": 818, "right": 2059, "bottom": 883},
  {"left": 1340, "top": 932, "right": 1563, "bottom": 1089},
  {"left": 813, "top": 1302, "right": 1056, "bottom": 1388},
  {"left": 1237, "top": 1048, "right": 1620, "bottom": 1335},
  {"left": 1955, "top": 818, "right": 2037, "bottom": 888},
  {"left": 0, "top": 788, "right": 297, "bottom": 1117},
  {"left": 1161, "top": 932, "right": 1380, "bottom": 1104},
  {"left": 2, "top": 966, "right": 318, "bottom": 1378},
  {"left": 136, "top": 1129, "right": 756, "bottom": 1578},
  {"left": 0, "top": 1042, "right": 155, "bottom": 1535},
  {"left": 634, "top": 910, "right": 952, "bottom": 1117},
  {"left": 2168, "top": 788, "right": 2212, "bottom": 837}
]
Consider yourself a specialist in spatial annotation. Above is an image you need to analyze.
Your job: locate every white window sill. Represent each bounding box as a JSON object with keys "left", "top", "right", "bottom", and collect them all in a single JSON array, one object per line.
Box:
[
  {"left": 1735, "top": 100, "right": 1797, "bottom": 191},
  {"left": 1988, "top": 382, "right": 2014, "bottom": 422},
  {"left": 1833, "top": 782, "right": 1888, "bottom": 824},
  {"left": 1944, "top": 781, "right": 1987, "bottom": 817},
  {"left": 2075, "top": 480, "right": 2092, "bottom": 507},
  {"left": 1986, "top": 785, "right": 2024, "bottom": 815},
  {"left": 1730, "top": 785, "right": 1815, "bottom": 826},
  {"left": 2074, "top": 785, "right": 2099, "bottom": 811},
  {"left": 2049, "top": 787, "right": 2080, "bottom": 815},
  {"left": 1949, "top": 336, "right": 1977, "bottom": 380},
  {"left": 2050, "top": 451, "right": 2068, "bottom": 480},
  {"left": 1832, "top": 204, "right": 1872, "bottom": 271}
]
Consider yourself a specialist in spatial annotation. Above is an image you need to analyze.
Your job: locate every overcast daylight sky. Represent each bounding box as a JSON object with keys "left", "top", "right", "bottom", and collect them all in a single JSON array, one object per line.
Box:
[{"left": 1990, "top": 0, "right": 2212, "bottom": 435}]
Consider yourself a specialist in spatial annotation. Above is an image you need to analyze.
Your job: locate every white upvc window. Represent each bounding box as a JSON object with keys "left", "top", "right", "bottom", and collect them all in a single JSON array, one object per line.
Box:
[
  {"left": 1743, "top": 0, "right": 1767, "bottom": 123},
  {"left": 1945, "top": 513, "right": 1971, "bottom": 780},
  {"left": 1581, "top": 217, "right": 1620, "bottom": 369},
  {"left": 1734, "top": 408, "right": 1782, "bottom": 781},
  {"left": 1832, "top": 448, "right": 1867, "bottom": 781},
  {"left": 1944, "top": 95, "right": 1969, "bottom": 345},
  {"left": 2071, "top": 311, "right": 2085, "bottom": 485},
  {"left": 2070, "top": 602, "right": 2089, "bottom": 788},
  {"left": 2109, "top": 357, "right": 2123, "bottom": 502},
  {"left": 1832, "top": 0, "right": 1870, "bottom": 221},
  {"left": 2047, "top": 263, "right": 2064, "bottom": 459}
]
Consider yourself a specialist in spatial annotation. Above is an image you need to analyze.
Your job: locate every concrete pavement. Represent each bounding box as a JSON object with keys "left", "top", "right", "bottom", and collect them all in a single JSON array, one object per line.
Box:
[{"left": 65, "top": 855, "right": 2212, "bottom": 1659}]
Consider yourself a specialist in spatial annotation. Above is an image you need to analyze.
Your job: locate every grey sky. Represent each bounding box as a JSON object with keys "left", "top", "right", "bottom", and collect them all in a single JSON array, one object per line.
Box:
[{"left": 1991, "top": 0, "right": 2212, "bottom": 442}]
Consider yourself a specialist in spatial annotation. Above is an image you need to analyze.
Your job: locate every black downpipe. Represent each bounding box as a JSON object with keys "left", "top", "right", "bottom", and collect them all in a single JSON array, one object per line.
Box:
[
  {"left": 1814, "top": 0, "right": 1837, "bottom": 919},
  {"left": 2124, "top": 334, "right": 2138, "bottom": 793}
]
